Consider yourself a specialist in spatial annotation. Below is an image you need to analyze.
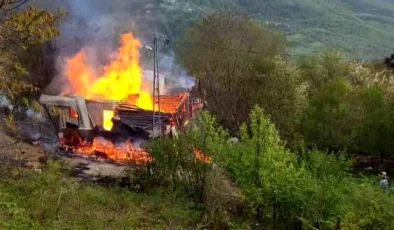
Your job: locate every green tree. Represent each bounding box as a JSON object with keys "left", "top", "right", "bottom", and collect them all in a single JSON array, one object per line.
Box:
[
  {"left": 0, "top": 2, "right": 63, "bottom": 101},
  {"left": 300, "top": 53, "right": 394, "bottom": 156},
  {"left": 300, "top": 77, "right": 355, "bottom": 152},
  {"left": 300, "top": 50, "right": 349, "bottom": 92},
  {"left": 299, "top": 51, "right": 357, "bottom": 152},
  {"left": 223, "top": 105, "right": 350, "bottom": 228},
  {"left": 177, "top": 12, "right": 285, "bottom": 134},
  {"left": 352, "top": 85, "right": 394, "bottom": 159},
  {"left": 252, "top": 56, "right": 306, "bottom": 148}
]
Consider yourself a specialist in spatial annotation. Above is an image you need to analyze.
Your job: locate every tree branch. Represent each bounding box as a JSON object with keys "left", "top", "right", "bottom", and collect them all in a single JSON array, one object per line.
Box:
[{"left": 0, "top": 0, "right": 29, "bottom": 12}]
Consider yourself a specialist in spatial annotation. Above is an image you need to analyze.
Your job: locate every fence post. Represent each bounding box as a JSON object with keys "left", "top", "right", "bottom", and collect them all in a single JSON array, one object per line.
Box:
[
  {"left": 334, "top": 216, "right": 341, "bottom": 230},
  {"left": 299, "top": 207, "right": 304, "bottom": 230}
]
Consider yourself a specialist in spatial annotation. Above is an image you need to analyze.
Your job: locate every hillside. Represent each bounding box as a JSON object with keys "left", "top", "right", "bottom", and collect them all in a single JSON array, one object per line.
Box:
[
  {"left": 29, "top": 0, "right": 394, "bottom": 60},
  {"left": 159, "top": 0, "right": 394, "bottom": 60}
]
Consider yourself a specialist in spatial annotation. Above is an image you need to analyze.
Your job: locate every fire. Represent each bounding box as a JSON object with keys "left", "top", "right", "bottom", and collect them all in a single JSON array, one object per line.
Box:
[
  {"left": 193, "top": 148, "right": 212, "bottom": 164},
  {"left": 61, "top": 131, "right": 212, "bottom": 164},
  {"left": 102, "top": 110, "right": 115, "bottom": 131},
  {"left": 61, "top": 131, "right": 151, "bottom": 164},
  {"left": 64, "top": 33, "right": 153, "bottom": 110},
  {"left": 65, "top": 52, "right": 92, "bottom": 96}
]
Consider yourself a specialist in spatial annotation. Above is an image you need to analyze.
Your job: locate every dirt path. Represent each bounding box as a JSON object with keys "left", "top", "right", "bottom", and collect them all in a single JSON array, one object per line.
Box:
[{"left": 0, "top": 127, "right": 44, "bottom": 169}]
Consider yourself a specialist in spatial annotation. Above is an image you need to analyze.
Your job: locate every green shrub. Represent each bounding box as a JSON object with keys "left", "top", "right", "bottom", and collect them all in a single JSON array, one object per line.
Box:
[
  {"left": 220, "top": 106, "right": 359, "bottom": 228},
  {"left": 342, "top": 179, "right": 394, "bottom": 230},
  {"left": 147, "top": 136, "right": 206, "bottom": 196}
]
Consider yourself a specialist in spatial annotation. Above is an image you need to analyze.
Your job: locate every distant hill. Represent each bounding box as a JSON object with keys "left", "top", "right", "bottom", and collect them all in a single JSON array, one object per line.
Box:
[
  {"left": 158, "top": 0, "right": 394, "bottom": 60},
  {"left": 30, "top": 0, "right": 394, "bottom": 60}
]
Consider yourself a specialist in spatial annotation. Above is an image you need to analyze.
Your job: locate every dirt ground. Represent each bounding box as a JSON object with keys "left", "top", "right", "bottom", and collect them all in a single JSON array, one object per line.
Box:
[
  {"left": 0, "top": 126, "right": 126, "bottom": 178},
  {"left": 0, "top": 127, "right": 45, "bottom": 169}
]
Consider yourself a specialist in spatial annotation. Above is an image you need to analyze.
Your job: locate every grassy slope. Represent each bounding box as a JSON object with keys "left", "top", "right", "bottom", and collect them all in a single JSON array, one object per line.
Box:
[
  {"left": 163, "top": 0, "right": 394, "bottom": 60},
  {"left": 0, "top": 128, "right": 199, "bottom": 229},
  {"left": 0, "top": 162, "right": 201, "bottom": 229}
]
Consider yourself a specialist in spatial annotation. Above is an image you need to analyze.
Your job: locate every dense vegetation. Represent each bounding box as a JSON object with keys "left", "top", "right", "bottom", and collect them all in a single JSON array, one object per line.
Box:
[
  {"left": 177, "top": 12, "right": 394, "bottom": 157},
  {"left": 2, "top": 109, "right": 394, "bottom": 229}
]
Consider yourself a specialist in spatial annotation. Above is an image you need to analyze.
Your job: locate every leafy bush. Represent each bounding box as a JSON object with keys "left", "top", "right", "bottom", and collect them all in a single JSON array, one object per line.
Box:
[
  {"left": 298, "top": 151, "right": 352, "bottom": 228},
  {"left": 342, "top": 179, "right": 394, "bottom": 230},
  {"left": 144, "top": 111, "right": 247, "bottom": 229},
  {"left": 202, "top": 169, "right": 243, "bottom": 229},
  {"left": 145, "top": 111, "right": 227, "bottom": 201},
  {"left": 147, "top": 137, "right": 205, "bottom": 196},
  {"left": 220, "top": 105, "right": 362, "bottom": 228}
]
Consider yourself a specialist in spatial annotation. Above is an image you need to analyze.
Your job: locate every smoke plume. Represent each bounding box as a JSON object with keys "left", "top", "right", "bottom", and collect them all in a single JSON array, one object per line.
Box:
[
  {"left": 37, "top": 0, "right": 195, "bottom": 95},
  {"left": 159, "top": 51, "right": 195, "bottom": 90},
  {"left": 0, "top": 94, "right": 13, "bottom": 110}
]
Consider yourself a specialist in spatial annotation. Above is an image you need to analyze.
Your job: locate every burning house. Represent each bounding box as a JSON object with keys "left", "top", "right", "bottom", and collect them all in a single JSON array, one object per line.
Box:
[
  {"left": 39, "top": 91, "right": 202, "bottom": 163},
  {"left": 39, "top": 32, "right": 203, "bottom": 163}
]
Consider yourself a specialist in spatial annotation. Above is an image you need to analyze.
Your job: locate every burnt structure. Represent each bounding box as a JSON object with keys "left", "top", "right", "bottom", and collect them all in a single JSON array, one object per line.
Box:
[{"left": 39, "top": 91, "right": 203, "bottom": 144}]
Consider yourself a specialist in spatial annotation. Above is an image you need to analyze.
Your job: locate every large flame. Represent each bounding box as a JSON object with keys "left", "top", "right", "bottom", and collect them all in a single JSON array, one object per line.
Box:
[{"left": 64, "top": 33, "right": 153, "bottom": 110}]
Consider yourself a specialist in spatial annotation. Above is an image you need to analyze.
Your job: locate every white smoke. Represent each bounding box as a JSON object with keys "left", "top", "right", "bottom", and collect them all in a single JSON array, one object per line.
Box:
[
  {"left": 159, "top": 53, "right": 195, "bottom": 92},
  {"left": 26, "top": 108, "right": 45, "bottom": 122},
  {"left": 0, "top": 94, "right": 13, "bottom": 110},
  {"left": 142, "top": 70, "right": 166, "bottom": 95},
  {"left": 41, "top": 0, "right": 195, "bottom": 95},
  {"left": 20, "top": 126, "right": 41, "bottom": 141}
]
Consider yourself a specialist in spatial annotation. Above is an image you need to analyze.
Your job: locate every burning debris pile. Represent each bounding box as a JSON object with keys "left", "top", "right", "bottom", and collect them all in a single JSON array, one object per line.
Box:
[
  {"left": 60, "top": 130, "right": 151, "bottom": 164},
  {"left": 40, "top": 32, "right": 204, "bottom": 164}
]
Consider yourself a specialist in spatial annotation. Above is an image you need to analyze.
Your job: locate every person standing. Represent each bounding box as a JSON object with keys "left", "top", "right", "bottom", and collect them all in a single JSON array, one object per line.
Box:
[{"left": 380, "top": 172, "right": 389, "bottom": 190}]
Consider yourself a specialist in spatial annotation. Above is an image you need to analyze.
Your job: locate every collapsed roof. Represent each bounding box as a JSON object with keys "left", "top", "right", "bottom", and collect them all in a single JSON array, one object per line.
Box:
[
  {"left": 115, "top": 92, "right": 190, "bottom": 137},
  {"left": 39, "top": 92, "right": 192, "bottom": 137}
]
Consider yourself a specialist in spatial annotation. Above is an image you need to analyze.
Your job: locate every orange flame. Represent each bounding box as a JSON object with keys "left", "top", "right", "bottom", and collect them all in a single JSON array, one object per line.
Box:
[
  {"left": 102, "top": 110, "right": 114, "bottom": 131},
  {"left": 193, "top": 148, "right": 212, "bottom": 164},
  {"left": 61, "top": 131, "right": 151, "bottom": 164},
  {"left": 64, "top": 33, "right": 153, "bottom": 110},
  {"left": 61, "top": 131, "right": 212, "bottom": 164}
]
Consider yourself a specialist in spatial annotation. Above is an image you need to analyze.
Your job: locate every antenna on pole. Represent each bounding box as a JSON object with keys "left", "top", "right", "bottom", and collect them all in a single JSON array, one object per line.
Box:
[
  {"left": 151, "top": 33, "right": 169, "bottom": 139},
  {"left": 152, "top": 32, "right": 161, "bottom": 139}
]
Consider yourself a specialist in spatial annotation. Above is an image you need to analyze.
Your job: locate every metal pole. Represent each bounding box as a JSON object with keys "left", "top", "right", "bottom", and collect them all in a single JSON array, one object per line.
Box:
[
  {"left": 255, "top": 119, "right": 261, "bottom": 187},
  {"left": 156, "top": 34, "right": 161, "bottom": 139},
  {"left": 152, "top": 33, "right": 162, "bottom": 139},
  {"left": 203, "top": 120, "right": 207, "bottom": 206},
  {"left": 152, "top": 34, "right": 156, "bottom": 139}
]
